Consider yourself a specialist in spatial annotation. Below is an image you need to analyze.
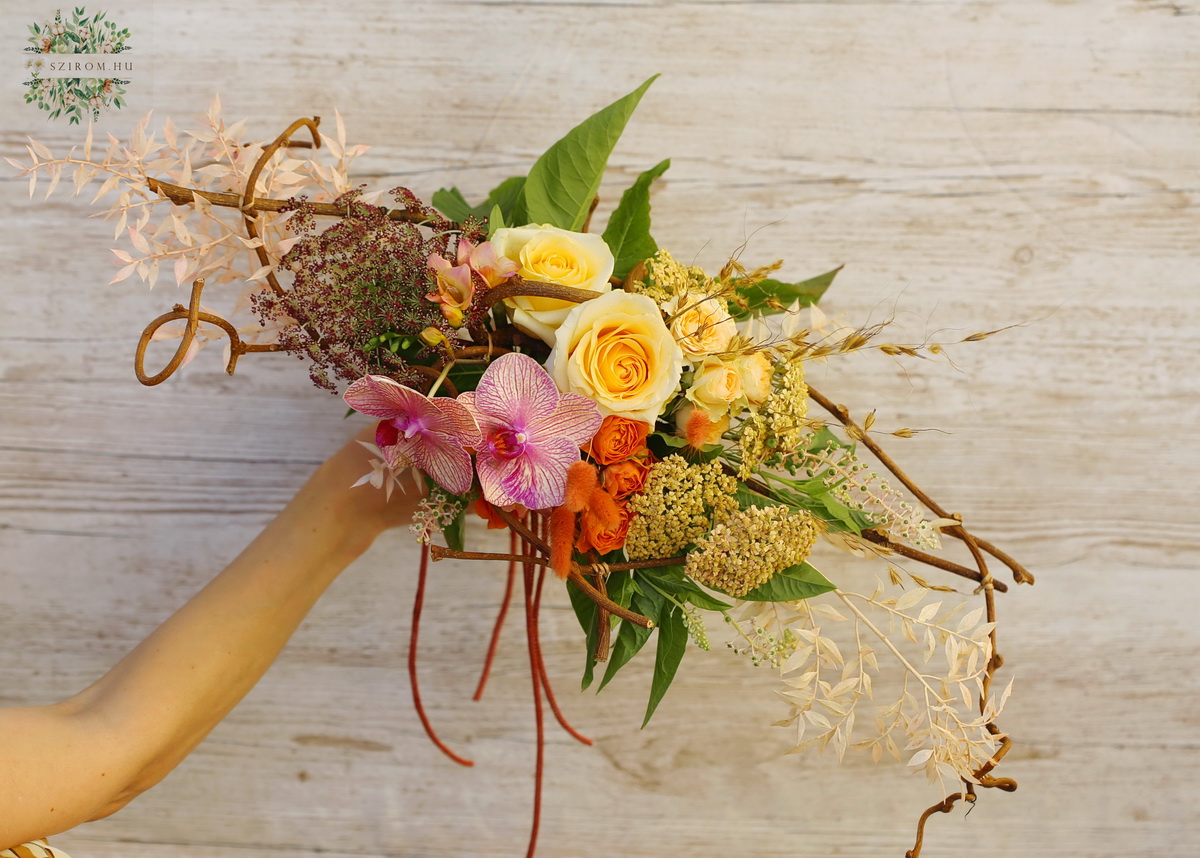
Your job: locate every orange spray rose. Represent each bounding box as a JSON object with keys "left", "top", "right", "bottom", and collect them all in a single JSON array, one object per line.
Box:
[
  {"left": 585, "top": 415, "right": 652, "bottom": 465},
  {"left": 576, "top": 499, "right": 632, "bottom": 555}
]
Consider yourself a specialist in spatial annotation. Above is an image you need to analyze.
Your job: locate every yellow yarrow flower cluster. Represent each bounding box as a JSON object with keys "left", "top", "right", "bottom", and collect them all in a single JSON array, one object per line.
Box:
[
  {"left": 629, "top": 249, "right": 716, "bottom": 304},
  {"left": 686, "top": 506, "right": 819, "bottom": 597},
  {"left": 624, "top": 455, "right": 739, "bottom": 560},
  {"left": 737, "top": 349, "right": 810, "bottom": 478}
]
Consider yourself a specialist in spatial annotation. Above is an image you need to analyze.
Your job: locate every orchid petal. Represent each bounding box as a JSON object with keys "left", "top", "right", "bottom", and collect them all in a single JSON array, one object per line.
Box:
[
  {"left": 344, "top": 375, "right": 422, "bottom": 420},
  {"left": 476, "top": 452, "right": 518, "bottom": 509},
  {"left": 507, "top": 436, "right": 577, "bottom": 510},
  {"left": 431, "top": 396, "right": 483, "bottom": 448},
  {"left": 527, "top": 390, "right": 603, "bottom": 447},
  {"left": 473, "top": 353, "right": 559, "bottom": 432},
  {"left": 396, "top": 432, "right": 475, "bottom": 495},
  {"left": 457, "top": 391, "right": 506, "bottom": 439}
]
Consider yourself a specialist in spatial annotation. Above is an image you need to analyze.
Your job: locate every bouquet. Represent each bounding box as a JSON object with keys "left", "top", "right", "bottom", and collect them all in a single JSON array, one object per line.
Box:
[{"left": 13, "top": 75, "right": 1034, "bottom": 857}]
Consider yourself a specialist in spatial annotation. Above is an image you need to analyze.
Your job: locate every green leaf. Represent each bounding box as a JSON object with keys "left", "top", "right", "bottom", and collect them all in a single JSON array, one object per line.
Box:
[
  {"left": 486, "top": 203, "right": 505, "bottom": 239},
  {"left": 641, "top": 565, "right": 732, "bottom": 612},
  {"left": 443, "top": 506, "right": 467, "bottom": 552},
  {"left": 483, "top": 176, "right": 526, "bottom": 224},
  {"left": 520, "top": 75, "right": 658, "bottom": 231},
  {"left": 729, "top": 266, "right": 843, "bottom": 321},
  {"left": 430, "top": 186, "right": 477, "bottom": 223},
  {"left": 642, "top": 603, "right": 687, "bottom": 728},
  {"left": 734, "top": 482, "right": 788, "bottom": 511},
  {"left": 735, "top": 562, "right": 835, "bottom": 602},
  {"left": 602, "top": 158, "right": 669, "bottom": 279},
  {"left": 579, "top": 570, "right": 636, "bottom": 690},
  {"left": 445, "top": 361, "right": 487, "bottom": 394},
  {"left": 598, "top": 585, "right": 661, "bottom": 690},
  {"left": 566, "top": 578, "right": 600, "bottom": 690}
]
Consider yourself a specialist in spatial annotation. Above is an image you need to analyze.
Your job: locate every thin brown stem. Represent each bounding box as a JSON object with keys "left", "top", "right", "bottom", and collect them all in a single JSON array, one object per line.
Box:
[
  {"left": 859, "top": 529, "right": 1007, "bottom": 593},
  {"left": 134, "top": 278, "right": 286, "bottom": 386},
  {"left": 807, "top": 384, "right": 1033, "bottom": 586},
  {"left": 409, "top": 544, "right": 474, "bottom": 767},
  {"left": 529, "top": 536, "right": 592, "bottom": 747},
  {"left": 520, "top": 543, "right": 544, "bottom": 858},
  {"left": 146, "top": 176, "right": 434, "bottom": 223},
  {"left": 241, "top": 117, "right": 322, "bottom": 298},
  {"left": 481, "top": 278, "right": 603, "bottom": 310}
]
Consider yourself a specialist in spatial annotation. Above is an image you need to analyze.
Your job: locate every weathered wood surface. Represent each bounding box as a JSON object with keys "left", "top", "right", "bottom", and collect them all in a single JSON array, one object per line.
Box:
[{"left": 1, "top": 0, "right": 1198, "bottom": 855}]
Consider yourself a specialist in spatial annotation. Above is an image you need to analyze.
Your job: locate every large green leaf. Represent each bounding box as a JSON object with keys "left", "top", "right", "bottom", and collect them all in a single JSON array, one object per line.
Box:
[
  {"left": 598, "top": 585, "right": 663, "bottom": 690},
  {"left": 602, "top": 159, "right": 669, "bottom": 279},
  {"left": 736, "top": 562, "right": 836, "bottom": 602},
  {"left": 430, "top": 186, "right": 477, "bottom": 223},
  {"left": 432, "top": 175, "right": 526, "bottom": 225},
  {"left": 641, "top": 565, "right": 732, "bottom": 612},
  {"left": 729, "top": 266, "right": 843, "bottom": 321},
  {"left": 484, "top": 176, "right": 527, "bottom": 225},
  {"left": 520, "top": 76, "right": 658, "bottom": 231},
  {"left": 642, "top": 604, "right": 687, "bottom": 728},
  {"left": 566, "top": 578, "right": 600, "bottom": 690}
]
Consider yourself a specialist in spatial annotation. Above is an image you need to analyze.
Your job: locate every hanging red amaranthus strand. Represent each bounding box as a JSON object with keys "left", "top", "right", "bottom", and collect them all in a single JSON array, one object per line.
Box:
[{"left": 409, "top": 543, "right": 474, "bottom": 767}]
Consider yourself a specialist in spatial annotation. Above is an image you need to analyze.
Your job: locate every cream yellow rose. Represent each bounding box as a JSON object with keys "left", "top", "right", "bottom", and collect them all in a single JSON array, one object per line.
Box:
[
  {"left": 550, "top": 291, "right": 684, "bottom": 424},
  {"left": 663, "top": 291, "right": 737, "bottom": 361},
  {"left": 735, "top": 351, "right": 774, "bottom": 405},
  {"left": 491, "top": 224, "right": 614, "bottom": 345},
  {"left": 686, "top": 357, "right": 745, "bottom": 418}
]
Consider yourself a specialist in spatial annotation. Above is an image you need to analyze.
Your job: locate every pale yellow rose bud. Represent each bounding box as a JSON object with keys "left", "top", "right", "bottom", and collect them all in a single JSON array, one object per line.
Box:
[
  {"left": 664, "top": 291, "right": 737, "bottom": 360},
  {"left": 686, "top": 358, "right": 744, "bottom": 418},
  {"left": 736, "top": 352, "right": 774, "bottom": 405}
]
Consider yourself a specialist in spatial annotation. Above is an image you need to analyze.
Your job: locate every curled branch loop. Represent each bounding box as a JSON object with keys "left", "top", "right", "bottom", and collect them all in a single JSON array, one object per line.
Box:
[{"left": 134, "top": 278, "right": 282, "bottom": 385}]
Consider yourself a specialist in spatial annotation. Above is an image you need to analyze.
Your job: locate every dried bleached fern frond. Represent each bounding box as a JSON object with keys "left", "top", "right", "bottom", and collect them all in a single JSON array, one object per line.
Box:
[{"left": 729, "top": 584, "right": 1007, "bottom": 795}]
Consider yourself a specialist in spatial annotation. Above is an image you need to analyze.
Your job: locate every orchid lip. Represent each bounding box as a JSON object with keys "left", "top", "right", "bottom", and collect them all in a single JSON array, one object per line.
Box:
[{"left": 490, "top": 428, "right": 528, "bottom": 460}]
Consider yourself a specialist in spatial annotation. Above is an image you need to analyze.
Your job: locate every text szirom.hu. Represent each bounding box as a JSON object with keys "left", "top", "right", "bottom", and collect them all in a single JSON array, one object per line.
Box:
[{"left": 32, "top": 54, "right": 134, "bottom": 79}]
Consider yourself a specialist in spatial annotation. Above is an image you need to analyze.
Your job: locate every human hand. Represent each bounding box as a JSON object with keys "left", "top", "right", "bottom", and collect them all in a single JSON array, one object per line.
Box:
[{"left": 289, "top": 422, "right": 427, "bottom": 559}]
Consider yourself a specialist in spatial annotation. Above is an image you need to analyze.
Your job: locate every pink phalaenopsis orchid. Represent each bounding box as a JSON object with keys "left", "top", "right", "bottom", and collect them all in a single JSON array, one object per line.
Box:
[
  {"left": 459, "top": 352, "right": 603, "bottom": 511},
  {"left": 344, "top": 376, "right": 481, "bottom": 495}
]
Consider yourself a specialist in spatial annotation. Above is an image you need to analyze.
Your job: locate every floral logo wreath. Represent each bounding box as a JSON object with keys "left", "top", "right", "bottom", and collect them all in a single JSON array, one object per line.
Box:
[{"left": 23, "top": 7, "right": 131, "bottom": 124}]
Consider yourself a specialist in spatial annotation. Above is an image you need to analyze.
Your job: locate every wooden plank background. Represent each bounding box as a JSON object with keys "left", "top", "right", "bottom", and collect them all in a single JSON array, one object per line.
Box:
[{"left": 2, "top": 1, "right": 1197, "bottom": 855}]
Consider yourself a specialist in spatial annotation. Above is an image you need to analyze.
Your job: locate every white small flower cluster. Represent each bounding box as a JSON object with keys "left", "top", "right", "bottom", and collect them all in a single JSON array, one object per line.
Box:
[{"left": 410, "top": 490, "right": 467, "bottom": 545}]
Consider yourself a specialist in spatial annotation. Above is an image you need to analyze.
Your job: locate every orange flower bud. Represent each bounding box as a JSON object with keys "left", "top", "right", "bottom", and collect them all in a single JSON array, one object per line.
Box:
[{"left": 588, "top": 486, "right": 622, "bottom": 530}]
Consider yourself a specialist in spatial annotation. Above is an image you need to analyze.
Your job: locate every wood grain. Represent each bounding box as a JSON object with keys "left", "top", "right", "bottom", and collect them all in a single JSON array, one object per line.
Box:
[{"left": 2, "top": 0, "right": 1198, "bottom": 855}]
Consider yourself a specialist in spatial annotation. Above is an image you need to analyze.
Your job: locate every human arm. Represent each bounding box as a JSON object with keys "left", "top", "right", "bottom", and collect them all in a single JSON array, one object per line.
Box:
[{"left": 0, "top": 429, "right": 417, "bottom": 848}]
